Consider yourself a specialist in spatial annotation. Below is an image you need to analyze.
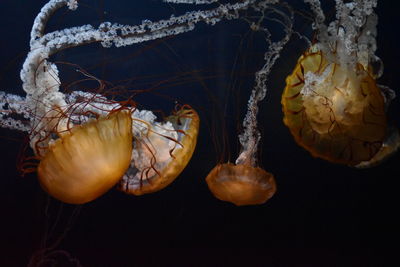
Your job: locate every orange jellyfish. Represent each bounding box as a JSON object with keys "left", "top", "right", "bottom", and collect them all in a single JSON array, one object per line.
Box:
[
  {"left": 282, "top": 45, "right": 387, "bottom": 166},
  {"left": 206, "top": 163, "right": 276, "bottom": 206},
  {"left": 36, "top": 108, "right": 133, "bottom": 204},
  {"left": 282, "top": 0, "right": 389, "bottom": 166},
  {"left": 119, "top": 105, "right": 200, "bottom": 195}
]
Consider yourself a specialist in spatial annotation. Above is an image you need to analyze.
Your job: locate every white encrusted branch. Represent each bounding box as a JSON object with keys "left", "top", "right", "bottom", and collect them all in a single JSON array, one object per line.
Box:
[{"left": 236, "top": 1, "right": 293, "bottom": 166}]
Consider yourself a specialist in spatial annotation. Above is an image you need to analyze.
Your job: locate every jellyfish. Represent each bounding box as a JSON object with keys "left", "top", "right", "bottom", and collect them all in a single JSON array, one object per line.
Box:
[
  {"left": 119, "top": 106, "right": 200, "bottom": 195},
  {"left": 281, "top": 0, "right": 391, "bottom": 166},
  {"left": 37, "top": 109, "right": 133, "bottom": 204},
  {"left": 206, "top": 2, "right": 294, "bottom": 206},
  {"left": 0, "top": 0, "right": 257, "bottom": 203}
]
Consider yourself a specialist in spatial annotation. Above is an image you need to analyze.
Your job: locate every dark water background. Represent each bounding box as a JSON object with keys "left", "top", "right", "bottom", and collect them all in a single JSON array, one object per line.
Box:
[{"left": 0, "top": 0, "right": 399, "bottom": 266}]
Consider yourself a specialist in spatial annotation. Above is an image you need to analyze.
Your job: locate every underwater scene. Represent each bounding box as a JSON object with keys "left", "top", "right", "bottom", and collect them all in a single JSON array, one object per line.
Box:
[{"left": 0, "top": 0, "right": 399, "bottom": 266}]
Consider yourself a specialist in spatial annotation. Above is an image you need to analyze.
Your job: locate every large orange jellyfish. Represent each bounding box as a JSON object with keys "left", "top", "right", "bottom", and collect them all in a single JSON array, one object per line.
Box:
[
  {"left": 282, "top": 46, "right": 386, "bottom": 165},
  {"left": 37, "top": 109, "right": 133, "bottom": 204},
  {"left": 282, "top": 0, "right": 389, "bottom": 166}
]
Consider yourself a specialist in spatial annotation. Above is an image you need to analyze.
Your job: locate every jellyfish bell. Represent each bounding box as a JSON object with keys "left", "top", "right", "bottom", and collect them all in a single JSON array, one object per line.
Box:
[
  {"left": 119, "top": 105, "right": 200, "bottom": 195},
  {"left": 206, "top": 163, "right": 276, "bottom": 206},
  {"left": 36, "top": 108, "right": 133, "bottom": 204},
  {"left": 282, "top": 45, "right": 387, "bottom": 165},
  {"left": 205, "top": 115, "right": 277, "bottom": 207},
  {"left": 281, "top": 0, "right": 389, "bottom": 166}
]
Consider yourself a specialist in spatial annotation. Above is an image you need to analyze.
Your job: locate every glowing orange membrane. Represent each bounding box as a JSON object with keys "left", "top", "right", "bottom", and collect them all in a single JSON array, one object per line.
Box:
[
  {"left": 38, "top": 110, "right": 133, "bottom": 204},
  {"left": 282, "top": 48, "right": 386, "bottom": 165},
  {"left": 120, "top": 107, "right": 199, "bottom": 196},
  {"left": 206, "top": 163, "right": 276, "bottom": 206}
]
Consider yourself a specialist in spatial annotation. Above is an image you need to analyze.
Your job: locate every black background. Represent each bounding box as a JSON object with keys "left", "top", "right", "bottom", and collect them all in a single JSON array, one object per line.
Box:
[{"left": 0, "top": 0, "right": 399, "bottom": 266}]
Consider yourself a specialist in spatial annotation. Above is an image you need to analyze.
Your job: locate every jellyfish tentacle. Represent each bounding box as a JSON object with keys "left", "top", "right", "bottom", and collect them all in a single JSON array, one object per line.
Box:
[
  {"left": 237, "top": 2, "right": 293, "bottom": 167},
  {"left": 19, "top": 0, "right": 259, "bottom": 161},
  {"left": 207, "top": 2, "right": 294, "bottom": 206},
  {"left": 30, "top": 0, "right": 78, "bottom": 48}
]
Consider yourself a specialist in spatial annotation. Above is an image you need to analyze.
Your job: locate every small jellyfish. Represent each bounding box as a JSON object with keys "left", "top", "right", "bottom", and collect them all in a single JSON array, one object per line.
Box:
[{"left": 206, "top": 163, "right": 276, "bottom": 206}]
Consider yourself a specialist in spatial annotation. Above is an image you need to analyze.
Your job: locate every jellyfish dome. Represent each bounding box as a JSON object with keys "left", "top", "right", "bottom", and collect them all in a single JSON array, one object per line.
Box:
[
  {"left": 38, "top": 110, "right": 133, "bottom": 204},
  {"left": 282, "top": 0, "right": 388, "bottom": 166},
  {"left": 206, "top": 163, "right": 276, "bottom": 206}
]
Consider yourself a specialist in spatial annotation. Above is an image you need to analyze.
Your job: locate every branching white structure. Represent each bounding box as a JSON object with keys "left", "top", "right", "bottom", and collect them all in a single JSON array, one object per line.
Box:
[
  {"left": 236, "top": 2, "right": 293, "bottom": 166},
  {"left": 1, "top": 0, "right": 258, "bottom": 155}
]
